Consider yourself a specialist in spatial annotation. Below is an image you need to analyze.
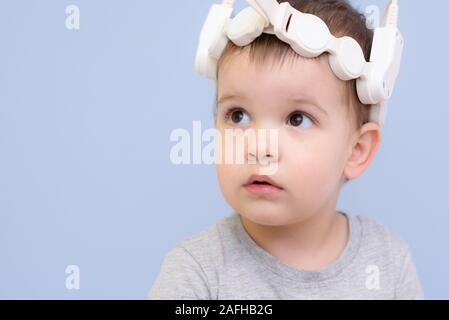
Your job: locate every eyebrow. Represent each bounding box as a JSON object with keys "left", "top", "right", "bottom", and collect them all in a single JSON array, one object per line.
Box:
[
  {"left": 288, "top": 97, "right": 328, "bottom": 117},
  {"left": 217, "top": 94, "right": 246, "bottom": 105},
  {"left": 218, "top": 94, "right": 328, "bottom": 117}
]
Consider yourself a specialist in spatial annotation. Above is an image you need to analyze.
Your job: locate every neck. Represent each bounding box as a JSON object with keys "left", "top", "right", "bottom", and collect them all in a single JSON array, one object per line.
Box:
[{"left": 239, "top": 205, "right": 349, "bottom": 271}]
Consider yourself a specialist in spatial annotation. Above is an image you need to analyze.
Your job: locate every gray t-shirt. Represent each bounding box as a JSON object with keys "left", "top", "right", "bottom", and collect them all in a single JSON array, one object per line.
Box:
[{"left": 148, "top": 212, "right": 424, "bottom": 300}]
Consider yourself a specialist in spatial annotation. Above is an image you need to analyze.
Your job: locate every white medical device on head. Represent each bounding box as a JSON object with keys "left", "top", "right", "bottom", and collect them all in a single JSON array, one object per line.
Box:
[{"left": 194, "top": 0, "right": 404, "bottom": 127}]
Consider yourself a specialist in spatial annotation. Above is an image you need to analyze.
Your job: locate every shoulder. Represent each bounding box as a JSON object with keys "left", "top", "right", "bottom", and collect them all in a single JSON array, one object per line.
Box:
[
  {"left": 353, "top": 214, "right": 424, "bottom": 299},
  {"left": 168, "top": 212, "right": 240, "bottom": 280},
  {"left": 175, "top": 213, "right": 237, "bottom": 261},
  {"left": 148, "top": 213, "right": 237, "bottom": 299},
  {"left": 355, "top": 214, "right": 410, "bottom": 256}
]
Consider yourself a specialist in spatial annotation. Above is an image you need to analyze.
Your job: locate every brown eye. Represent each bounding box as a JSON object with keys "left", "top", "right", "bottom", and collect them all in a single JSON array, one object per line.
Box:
[
  {"left": 288, "top": 112, "right": 313, "bottom": 128},
  {"left": 289, "top": 113, "right": 303, "bottom": 126},
  {"left": 231, "top": 110, "right": 244, "bottom": 123},
  {"left": 225, "top": 108, "right": 251, "bottom": 124}
]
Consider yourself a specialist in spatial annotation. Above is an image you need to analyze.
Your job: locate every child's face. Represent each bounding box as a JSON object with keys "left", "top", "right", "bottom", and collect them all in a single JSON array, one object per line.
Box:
[{"left": 215, "top": 49, "right": 373, "bottom": 226}]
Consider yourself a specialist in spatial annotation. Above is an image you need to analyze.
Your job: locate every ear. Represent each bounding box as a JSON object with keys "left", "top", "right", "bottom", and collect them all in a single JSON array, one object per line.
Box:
[{"left": 344, "top": 122, "right": 382, "bottom": 181}]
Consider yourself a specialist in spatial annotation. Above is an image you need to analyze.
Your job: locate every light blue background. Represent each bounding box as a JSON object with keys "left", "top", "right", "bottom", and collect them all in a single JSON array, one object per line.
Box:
[{"left": 0, "top": 0, "right": 447, "bottom": 299}]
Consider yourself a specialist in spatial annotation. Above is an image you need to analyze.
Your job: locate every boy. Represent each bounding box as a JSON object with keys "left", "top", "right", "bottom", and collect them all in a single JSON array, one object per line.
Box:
[{"left": 149, "top": 0, "right": 423, "bottom": 299}]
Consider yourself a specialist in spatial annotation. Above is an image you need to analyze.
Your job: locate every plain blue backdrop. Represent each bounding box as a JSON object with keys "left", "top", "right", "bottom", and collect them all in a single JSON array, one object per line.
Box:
[{"left": 0, "top": 0, "right": 447, "bottom": 299}]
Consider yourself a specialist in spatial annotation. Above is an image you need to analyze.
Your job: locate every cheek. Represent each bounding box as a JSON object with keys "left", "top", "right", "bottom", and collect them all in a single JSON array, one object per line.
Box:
[
  {"left": 215, "top": 126, "right": 245, "bottom": 163},
  {"left": 283, "top": 137, "right": 345, "bottom": 200},
  {"left": 215, "top": 126, "right": 249, "bottom": 201},
  {"left": 216, "top": 163, "right": 244, "bottom": 209}
]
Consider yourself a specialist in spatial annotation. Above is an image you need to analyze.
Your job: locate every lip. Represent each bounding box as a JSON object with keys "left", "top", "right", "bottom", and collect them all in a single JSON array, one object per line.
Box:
[{"left": 244, "top": 174, "right": 284, "bottom": 196}]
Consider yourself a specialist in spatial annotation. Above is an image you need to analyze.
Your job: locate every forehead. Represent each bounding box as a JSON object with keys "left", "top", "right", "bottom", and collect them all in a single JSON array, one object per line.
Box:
[{"left": 217, "top": 49, "right": 346, "bottom": 112}]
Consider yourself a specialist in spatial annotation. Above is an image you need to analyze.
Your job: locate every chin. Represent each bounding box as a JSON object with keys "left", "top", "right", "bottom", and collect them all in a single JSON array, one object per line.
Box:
[{"left": 238, "top": 205, "right": 291, "bottom": 227}]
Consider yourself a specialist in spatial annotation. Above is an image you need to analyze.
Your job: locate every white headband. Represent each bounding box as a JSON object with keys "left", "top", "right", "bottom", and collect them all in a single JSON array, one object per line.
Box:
[{"left": 195, "top": 0, "right": 404, "bottom": 127}]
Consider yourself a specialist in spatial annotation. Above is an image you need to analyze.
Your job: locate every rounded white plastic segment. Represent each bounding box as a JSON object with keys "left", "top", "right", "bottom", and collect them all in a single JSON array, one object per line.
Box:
[
  {"left": 195, "top": 46, "right": 217, "bottom": 81},
  {"left": 227, "top": 7, "right": 269, "bottom": 46},
  {"left": 263, "top": 2, "right": 331, "bottom": 58},
  {"left": 356, "top": 26, "right": 403, "bottom": 105},
  {"left": 194, "top": 3, "right": 233, "bottom": 79},
  {"left": 328, "top": 37, "right": 366, "bottom": 80},
  {"left": 287, "top": 11, "right": 332, "bottom": 56}
]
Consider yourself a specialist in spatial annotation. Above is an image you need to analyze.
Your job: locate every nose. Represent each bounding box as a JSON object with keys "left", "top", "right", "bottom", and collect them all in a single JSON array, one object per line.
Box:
[{"left": 246, "top": 126, "right": 280, "bottom": 165}]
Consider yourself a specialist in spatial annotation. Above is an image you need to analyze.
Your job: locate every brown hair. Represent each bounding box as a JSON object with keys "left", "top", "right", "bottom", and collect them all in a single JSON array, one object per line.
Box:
[{"left": 216, "top": 0, "right": 374, "bottom": 129}]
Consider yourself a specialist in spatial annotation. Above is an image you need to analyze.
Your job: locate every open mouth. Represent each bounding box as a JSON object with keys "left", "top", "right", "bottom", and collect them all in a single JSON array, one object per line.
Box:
[
  {"left": 245, "top": 174, "right": 283, "bottom": 189},
  {"left": 252, "top": 181, "right": 273, "bottom": 185},
  {"left": 249, "top": 180, "right": 282, "bottom": 189},
  {"left": 244, "top": 175, "right": 284, "bottom": 195}
]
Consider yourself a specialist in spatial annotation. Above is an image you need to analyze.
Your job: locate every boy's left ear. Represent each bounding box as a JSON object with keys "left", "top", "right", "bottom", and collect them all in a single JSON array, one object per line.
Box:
[{"left": 344, "top": 122, "right": 382, "bottom": 181}]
